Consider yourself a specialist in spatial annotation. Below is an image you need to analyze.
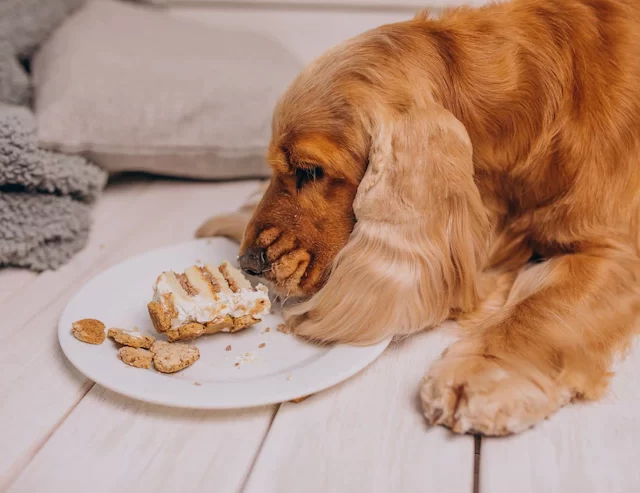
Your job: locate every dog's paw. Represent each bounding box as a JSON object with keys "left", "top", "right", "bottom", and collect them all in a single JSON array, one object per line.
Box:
[
  {"left": 195, "top": 212, "right": 249, "bottom": 242},
  {"left": 420, "top": 354, "right": 571, "bottom": 435}
]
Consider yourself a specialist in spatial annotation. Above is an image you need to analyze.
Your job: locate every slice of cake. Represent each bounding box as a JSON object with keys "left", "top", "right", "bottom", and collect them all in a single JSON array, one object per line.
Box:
[{"left": 147, "top": 261, "right": 270, "bottom": 341}]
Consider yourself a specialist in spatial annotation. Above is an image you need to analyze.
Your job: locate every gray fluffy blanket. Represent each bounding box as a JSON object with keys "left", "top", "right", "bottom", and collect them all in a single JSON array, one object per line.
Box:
[
  {"left": 0, "top": 0, "right": 107, "bottom": 270},
  {"left": 0, "top": 104, "right": 106, "bottom": 270}
]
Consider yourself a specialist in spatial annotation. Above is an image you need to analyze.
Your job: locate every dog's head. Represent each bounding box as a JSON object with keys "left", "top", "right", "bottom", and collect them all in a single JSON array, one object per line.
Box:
[
  {"left": 238, "top": 135, "right": 365, "bottom": 298},
  {"left": 240, "top": 27, "right": 489, "bottom": 343},
  {"left": 238, "top": 47, "right": 371, "bottom": 298}
]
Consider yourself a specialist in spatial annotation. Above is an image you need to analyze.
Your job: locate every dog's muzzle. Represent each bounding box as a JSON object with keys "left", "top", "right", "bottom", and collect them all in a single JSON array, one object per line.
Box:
[{"left": 238, "top": 247, "right": 269, "bottom": 276}]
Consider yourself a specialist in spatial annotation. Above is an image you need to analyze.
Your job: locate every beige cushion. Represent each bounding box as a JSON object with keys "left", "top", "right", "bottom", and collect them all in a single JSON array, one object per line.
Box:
[{"left": 33, "top": 0, "right": 301, "bottom": 179}]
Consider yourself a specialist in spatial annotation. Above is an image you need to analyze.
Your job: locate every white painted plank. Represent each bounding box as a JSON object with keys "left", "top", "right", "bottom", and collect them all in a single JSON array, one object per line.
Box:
[
  {"left": 244, "top": 325, "right": 475, "bottom": 493},
  {"left": 0, "top": 179, "right": 261, "bottom": 488},
  {"left": 7, "top": 387, "right": 276, "bottom": 493},
  {"left": 0, "top": 269, "right": 38, "bottom": 305},
  {"left": 169, "top": 7, "right": 413, "bottom": 63},
  {"left": 0, "top": 178, "right": 157, "bottom": 488},
  {"left": 481, "top": 339, "right": 640, "bottom": 493}
]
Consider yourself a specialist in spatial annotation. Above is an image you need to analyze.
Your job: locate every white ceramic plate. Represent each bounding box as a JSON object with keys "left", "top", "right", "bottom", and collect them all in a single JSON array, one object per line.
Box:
[{"left": 58, "top": 238, "right": 391, "bottom": 409}]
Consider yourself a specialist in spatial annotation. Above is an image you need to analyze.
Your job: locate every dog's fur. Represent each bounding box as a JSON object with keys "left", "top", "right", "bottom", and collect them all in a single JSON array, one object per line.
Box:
[{"left": 197, "top": 0, "right": 640, "bottom": 435}]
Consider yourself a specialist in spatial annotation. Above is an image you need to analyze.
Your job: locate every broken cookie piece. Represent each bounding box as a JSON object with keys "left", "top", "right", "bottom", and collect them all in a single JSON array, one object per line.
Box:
[
  {"left": 151, "top": 341, "right": 200, "bottom": 373},
  {"left": 276, "top": 323, "right": 291, "bottom": 334},
  {"left": 164, "top": 318, "right": 234, "bottom": 343},
  {"left": 147, "top": 261, "right": 270, "bottom": 341},
  {"left": 118, "top": 347, "right": 153, "bottom": 369},
  {"left": 71, "top": 318, "right": 106, "bottom": 345},
  {"left": 108, "top": 328, "right": 155, "bottom": 349}
]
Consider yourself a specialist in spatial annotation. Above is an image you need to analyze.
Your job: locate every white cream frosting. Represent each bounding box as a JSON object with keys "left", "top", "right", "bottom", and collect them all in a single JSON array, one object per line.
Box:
[
  {"left": 152, "top": 271, "right": 270, "bottom": 329},
  {"left": 123, "top": 330, "right": 144, "bottom": 339}
]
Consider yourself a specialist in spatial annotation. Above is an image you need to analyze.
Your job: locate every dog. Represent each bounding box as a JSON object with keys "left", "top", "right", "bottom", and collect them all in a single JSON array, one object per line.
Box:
[{"left": 197, "top": 0, "right": 640, "bottom": 435}]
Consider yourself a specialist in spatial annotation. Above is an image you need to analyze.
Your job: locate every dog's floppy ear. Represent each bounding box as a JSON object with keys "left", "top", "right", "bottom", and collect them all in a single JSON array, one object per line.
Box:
[{"left": 285, "top": 104, "right": 489, "bottom": 344}]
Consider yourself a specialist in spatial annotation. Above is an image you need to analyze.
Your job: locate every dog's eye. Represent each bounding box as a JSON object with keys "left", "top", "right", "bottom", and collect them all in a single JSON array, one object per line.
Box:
[{"left": 295, "top": 166, "right": 324, "bottom": 191}]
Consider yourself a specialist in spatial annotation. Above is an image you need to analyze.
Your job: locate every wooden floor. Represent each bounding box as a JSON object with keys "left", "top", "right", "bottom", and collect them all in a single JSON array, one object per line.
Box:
[{"left": 2, "top": 175, "right": 639, "bottom": 493}]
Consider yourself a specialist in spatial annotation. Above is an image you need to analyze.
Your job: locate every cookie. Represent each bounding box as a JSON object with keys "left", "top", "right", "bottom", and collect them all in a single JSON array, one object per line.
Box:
[
  {"left": 108, "top": 328, "right": 155, "bottom": 349},
  {"left": 165, "top": 322, "right": 205, "bottom": 342},
  {"left": 232, "top": 314, "right": 260, "bottom": 332},
  {"left": 147, "top": 299, "right": 173, "bottom": 333},
  {"left": 165, "top": 316, "right": 234, "bottom": 342},
  {"left": 151, "top": 341, "right": 200, "bottom": 373},
  {"left": 71, "top": 318, "right": 106, "bottom": 345},
  {"left": 118, "top": 347, "right": 153, "bottom": 369}
]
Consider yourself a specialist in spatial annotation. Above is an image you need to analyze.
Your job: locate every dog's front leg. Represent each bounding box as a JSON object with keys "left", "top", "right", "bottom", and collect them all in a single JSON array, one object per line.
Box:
[
  {"left": 421, "top": 244, "right": 640, "bottom": 435},
  {"left": 195, "top": 181, "right": 268, "bottom": 242}
]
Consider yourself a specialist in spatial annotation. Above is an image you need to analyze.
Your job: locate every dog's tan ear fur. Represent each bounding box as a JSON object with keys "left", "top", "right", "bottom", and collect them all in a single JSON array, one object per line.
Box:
[{"left": 286, "top": 104, "right": 489, "bottom": 344}]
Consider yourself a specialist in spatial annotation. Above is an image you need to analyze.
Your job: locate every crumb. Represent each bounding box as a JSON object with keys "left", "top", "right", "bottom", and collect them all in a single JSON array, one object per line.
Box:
[
  {"left": 99, "top": 243, "right": 105, "bottom": 249},
  {"left": 118, "top": 347, "right": 152, "bottom": 369},
  {"left": 194, "top": 381, "right": 202, "bottom": 386},
  {"left": 71, "top": 318, "right": 106, "bottom": 345},
  {"left": 226, "top": 345, "right": 232, "bottom": 351},
  {"left": 276, "top": 323, "right": 290, "bottom": 334},
  {"left": 286, "top": 373, "right": 293, "bottom": 381},
  {"left": 234, "top": 351, "right": 258, "bottom": 367},
  {"left": 290, "top": 395, "right": 309, "bottom": 404},
  {"left": 262, "top": 327, "right": 271, "bottom": 334},
  {"left": 239, "top": 351, "right": 257, "bottom": 363},
  {"left": 151, "top": 341, "right": 200, "bottom": 373},
  {"left": 108, "top": 328, "right": 155, "bottom": 349},
  {"left": 259, "top": 343, "right": 266, "bottom": 349}
]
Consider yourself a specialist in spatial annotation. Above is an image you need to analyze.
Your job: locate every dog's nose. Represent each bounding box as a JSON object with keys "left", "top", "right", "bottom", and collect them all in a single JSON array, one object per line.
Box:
[{"left": 238, "top": 247, "right": 268, "bottom": 276}]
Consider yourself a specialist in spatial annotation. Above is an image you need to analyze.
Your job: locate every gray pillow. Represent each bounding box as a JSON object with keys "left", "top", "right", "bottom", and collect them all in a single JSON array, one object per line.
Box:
[
  {"left": 33, "top": 0, "right": 301, "bottom": 179},
  {"left": 0, "top": 0, "right": 86, "bottom": 105}
]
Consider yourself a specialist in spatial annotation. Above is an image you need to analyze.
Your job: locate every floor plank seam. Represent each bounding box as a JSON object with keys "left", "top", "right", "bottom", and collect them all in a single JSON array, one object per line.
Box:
[
  {"left": 1, "top": 380, "right": 96, "bottom": 491},
  {"left": 238, "top": 403, "right": 282, "bottom": 493},
  {"left": 473, "top": 435, "right": 481, "bottom": 493},
  {"left": 0, "top": 272, "right": 40, "bottom": 307}
]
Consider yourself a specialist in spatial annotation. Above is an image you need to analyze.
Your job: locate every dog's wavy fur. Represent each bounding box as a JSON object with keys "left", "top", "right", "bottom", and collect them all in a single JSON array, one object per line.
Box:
[{"left": 198, "top": 0, "right": 640, "bottom": 434}]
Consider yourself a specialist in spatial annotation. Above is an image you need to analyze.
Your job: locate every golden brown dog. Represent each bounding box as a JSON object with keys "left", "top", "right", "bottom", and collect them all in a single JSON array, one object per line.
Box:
[{"left": 197, "top": 0, "right": 640, "bottom": 435}]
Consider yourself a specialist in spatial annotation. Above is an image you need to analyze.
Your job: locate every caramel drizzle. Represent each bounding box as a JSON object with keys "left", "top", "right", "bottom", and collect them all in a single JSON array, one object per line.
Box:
[
  {"left": 175, "top": 273, "right": 199, "bottom": 297},
  {"left": 198, "top": 265, "right": 222, "bottom": 293},
  {"left": 218, "top": 263, "right": 240, "bottom": 293}
]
